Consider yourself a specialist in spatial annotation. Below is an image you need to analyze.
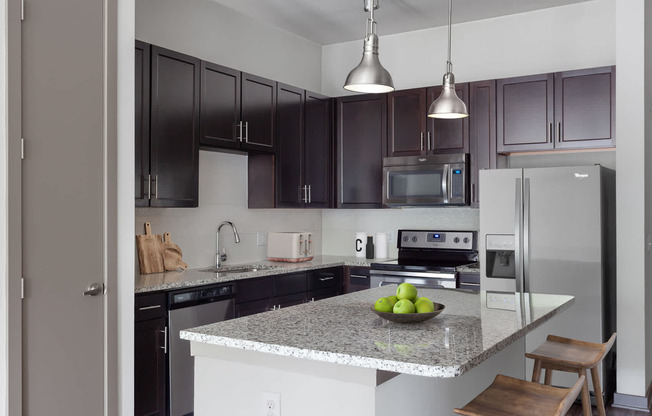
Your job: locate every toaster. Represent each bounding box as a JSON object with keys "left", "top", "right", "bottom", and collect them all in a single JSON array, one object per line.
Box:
[{"left": 266, "top": 232, "right": 313, "bottom": 262}]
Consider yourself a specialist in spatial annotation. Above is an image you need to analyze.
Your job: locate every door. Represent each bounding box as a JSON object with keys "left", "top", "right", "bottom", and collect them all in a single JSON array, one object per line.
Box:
[
  {"left": 427, "top": 83, "right": 470, "bottom": 154},
  {"left": 241, "top": 72, "right": 276, "bottom": 152},
  {"left": 304, "top": 91, "right": 332, "bottom": 208},
  {"left": 469, "top": 80, "right": 497, "bottom": 208},
  {"left": 387, "top": 88, "right": 427, "bottom": 157},
  {"left": 523, "top": 166, "right": 605, "bottom": 391},
  {"left": 200, "top": 61, "right": 241, "bottom": 149},
  {"left": 276, "top": 83, "right": 304, "bottom": 208},
  {"left": 135, "top": 41, "right": 151, "bottom": 207},
  {"left": 21, "top": 0, "right": 112, "bottom": 413},
  {"left": 497, "top": 73, "right": 554, "bottom": 153},
  {"left": 150, "top": 46, "right": 200, "bottom": 207}
]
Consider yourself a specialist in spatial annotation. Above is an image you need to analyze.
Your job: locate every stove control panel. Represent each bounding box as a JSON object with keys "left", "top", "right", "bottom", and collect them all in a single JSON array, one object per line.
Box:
[{"left": 398, "top": 230, "right": 475, "bottom": 250}]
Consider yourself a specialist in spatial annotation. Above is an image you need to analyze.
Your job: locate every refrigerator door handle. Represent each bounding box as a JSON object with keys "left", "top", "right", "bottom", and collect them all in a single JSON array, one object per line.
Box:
[
  {"left": 514, "top": 178, "right": 523, "bottom": 294},
  {"left": 523, "top": 178, "right": 531, "bottom": 293}
]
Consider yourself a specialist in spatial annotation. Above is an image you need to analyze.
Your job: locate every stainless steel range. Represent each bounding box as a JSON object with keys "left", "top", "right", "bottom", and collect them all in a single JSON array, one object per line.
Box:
[{"left": 370, "top": 230, "right": 478, "bottom": 289}]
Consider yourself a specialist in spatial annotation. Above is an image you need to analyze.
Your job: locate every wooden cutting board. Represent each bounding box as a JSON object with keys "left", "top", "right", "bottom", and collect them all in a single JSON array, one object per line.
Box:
[
  {"left": 161, "top": 232, "right": 188, "bottom": 271},
  {"left": 136, "top": 222, "right": 164, "bottom": 274}
]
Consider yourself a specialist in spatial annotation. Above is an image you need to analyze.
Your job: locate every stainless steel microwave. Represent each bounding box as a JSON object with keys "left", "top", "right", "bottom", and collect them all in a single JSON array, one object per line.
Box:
[{"left": 382, "top": 153, "right": 469, "bottom": 206}]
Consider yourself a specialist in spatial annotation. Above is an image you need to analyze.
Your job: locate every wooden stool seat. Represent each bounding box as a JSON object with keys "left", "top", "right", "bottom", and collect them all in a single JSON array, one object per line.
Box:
[
  {"left": 525, "top": 333, "right": 617, "bottom": 416},
  {"left": 454, "top": 374, "right": 585, "bottom": 416}
]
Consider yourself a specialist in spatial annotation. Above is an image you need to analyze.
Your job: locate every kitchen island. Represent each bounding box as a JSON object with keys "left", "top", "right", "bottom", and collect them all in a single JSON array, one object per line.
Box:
[{"left": 181, "top": 287, "right": 573, "bottom": 415}]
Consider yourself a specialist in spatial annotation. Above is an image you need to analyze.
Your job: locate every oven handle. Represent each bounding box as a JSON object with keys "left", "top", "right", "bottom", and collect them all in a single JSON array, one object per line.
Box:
[
  {"left": 370, "top": 269, "right": 456, "bottom": 280},
  {"left": 379, "top": 281, "right": 446, "bottom": 289}
]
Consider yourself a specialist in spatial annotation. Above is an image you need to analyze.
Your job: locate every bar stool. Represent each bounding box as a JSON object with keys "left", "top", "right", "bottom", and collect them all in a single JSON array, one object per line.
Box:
[
  {"left": 454, "top": 374, "right": 585, "bottom": 416},
  {"left": 526, "top": 333, "right": 617, "bottom": 416}
]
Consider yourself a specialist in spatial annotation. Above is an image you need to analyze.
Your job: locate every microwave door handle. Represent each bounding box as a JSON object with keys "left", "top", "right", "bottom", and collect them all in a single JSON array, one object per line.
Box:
[{"left": 442, "top": 165, "right": 450, "bottom": 204}]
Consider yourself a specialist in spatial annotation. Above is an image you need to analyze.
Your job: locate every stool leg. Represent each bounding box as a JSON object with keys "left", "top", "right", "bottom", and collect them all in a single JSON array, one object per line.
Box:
[
  {"left": 532, "top": 359, "right": 542, "bottom": 383},
  {"left": 579, "top": 369, "right": 592, "bottom": 416},
  {"left": 544, "top": 368, "right": 552, "bottom": 385},
  {"left": 590, "top": 366, "right": 606, "bottom": 416}
]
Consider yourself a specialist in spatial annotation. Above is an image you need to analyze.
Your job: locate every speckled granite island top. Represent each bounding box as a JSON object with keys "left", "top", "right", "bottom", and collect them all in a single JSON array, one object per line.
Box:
[{"left": 181, "top": 287, "right": 573, "bottom": 378}]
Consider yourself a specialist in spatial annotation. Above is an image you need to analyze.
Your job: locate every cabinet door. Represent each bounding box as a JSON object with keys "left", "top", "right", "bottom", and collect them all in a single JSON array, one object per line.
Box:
[
  {"left": 346, "top": 266, "right": 371, "bottom": 293},
  {"left": 200, "top": 61, "right": 241, "bottom": 149},
  {"left": 150, "top": 46, "right": 200, "bottom": 207},
  {"left": 469, "top": 80, "right": 497, "bottom": 208},
  {"left": 241, "top": 72, "right": 276, "bottom": 152},
  {"left": 274, "top": 272, "right": 307, "bottom": 297},
  {"left": 276, "top": 83, "right": 305, "bottom": 208},
  {"left": 554, "top": 66, "right": 615, "bottom": 149},
  {"left": 135, "top": 41, "right": 151, "bottom": 207},
  {"left": 426, "top": 83, "right": 470, "bottom": 154},
  {"left": 304, "top": 91, "right": 333, "bottom": 208},
  {"left": 388, "top": 88, "right": 427, "bottom": 157},
  {"left": 274, "top": 292, "right": 307, "bottom": 309},
  {"left": 336, "top": 94, "right": 387, "bottom": 208},
  {"left": 497, "top": 73, "right": 554, "bottom": 153},
  {"left": 235, "top": 298, "right": 274, "bottom": 318},
  {"left": 134, "top": 318, "right": 166, "bottom": 416}
]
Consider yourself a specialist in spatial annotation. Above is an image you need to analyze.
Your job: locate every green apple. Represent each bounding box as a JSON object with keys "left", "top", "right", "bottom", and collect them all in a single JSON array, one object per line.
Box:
[
  {"left": 374, "top": 297, "right": 394, "bottom": 313},
  {"left": 387, "top": 295, "right": 398, "bottom": 306},
  {"left": 414, "top": 297, "right": 435, "bottom": 313},
  {"left": 393, "top": 299, "right": 415, "bottom": 314},
  {"left": 396, "top": 283, "right": 418, "bottom": 302}
]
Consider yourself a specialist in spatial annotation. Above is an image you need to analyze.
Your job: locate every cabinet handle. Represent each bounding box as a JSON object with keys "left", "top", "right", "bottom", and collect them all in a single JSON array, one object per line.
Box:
[
  {"left": 557, "top": 122, "right": 562, "bottom": 143},
  {"left": 147, "top": 174, "right": 151, "bottom": 200},
  {"left": 244, "top": 121, "right": 249, "bottom": 143},
  {"left": 548, "top": 123, "right": 553, "bottom": 143},
  {"left": 427, "top": 132, "right": 432, "bottom": 151},
  {"left": 350, "top": 274, "right": 368, "bottom": 279},
  {"left": 420, "top": 132, "right": 424, "bottom": 151},
  {"left": 238, "top": 121, "right": 243, "bottom": 142},
  {"left": 318, "top": 276, "right": 334, "bottom": 281},
  {"left": 159, "top": 327, "right": 167, "bottom": 354},
  {"left": 472, "top": 183, "right": 475, "bottom": 203},
  {"left": 308, "top": 185, "right": 311, "bottom": 204},
  {"left": 138, "top": 304, "right": 161, "bottom": 311}
]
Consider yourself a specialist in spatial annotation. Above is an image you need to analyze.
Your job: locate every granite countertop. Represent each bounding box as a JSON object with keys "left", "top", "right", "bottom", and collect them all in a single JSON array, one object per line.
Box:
[
  {"left": 180, "top": 287, "right": 573, "bottom": 378},
  {"left": 135, "top": 255, "right": 377, "bottom": 293}
]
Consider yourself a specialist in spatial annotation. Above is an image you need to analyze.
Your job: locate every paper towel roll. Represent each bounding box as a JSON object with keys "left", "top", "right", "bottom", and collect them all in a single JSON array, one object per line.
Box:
[
  {"left": 355, "top": 232, "right": 367, "bottom": 258},
  {"left": 375, "top": 232, "right": 388, "bottom": 259}
]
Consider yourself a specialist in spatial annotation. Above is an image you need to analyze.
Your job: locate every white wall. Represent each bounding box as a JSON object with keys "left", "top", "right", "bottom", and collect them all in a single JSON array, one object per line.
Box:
[
  {"left": 322, "top": 0, "right": 615, "bottom": 96},
  {"left": 136, "top": 152, "right": 322, "bottom": 269},
  {"left": 645, "top": 0, "right": 652, "bottom": 396},
  {"left": 0, "top": 0, "right": 7, "bottom": 413},
  {"left": 136, "top": 0, "right": 323, "bottom": 93}
]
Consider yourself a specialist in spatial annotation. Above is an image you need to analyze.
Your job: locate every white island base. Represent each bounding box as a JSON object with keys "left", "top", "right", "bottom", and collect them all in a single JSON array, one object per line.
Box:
[{"left": 191, "top": 338, "right": 525, "bottom": 416}]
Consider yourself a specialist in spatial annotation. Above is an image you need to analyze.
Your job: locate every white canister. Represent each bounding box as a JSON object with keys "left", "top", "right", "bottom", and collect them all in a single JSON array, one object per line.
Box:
[
  {"left": 375, "top": 232, "right": 388, "bottom": 259},
  {"left": 355, "top": 232, "right": 367, "bottom": 258}
]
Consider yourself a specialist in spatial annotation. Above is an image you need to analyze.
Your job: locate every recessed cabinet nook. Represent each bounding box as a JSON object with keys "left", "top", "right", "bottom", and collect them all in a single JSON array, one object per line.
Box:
[{"left": 135, "top": 41, "right": 615, "bottom": 211}]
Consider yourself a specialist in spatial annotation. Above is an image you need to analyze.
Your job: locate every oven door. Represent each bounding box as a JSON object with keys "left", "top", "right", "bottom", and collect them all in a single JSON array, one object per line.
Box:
[{"left": 369, "top": 270, "right": 457, "bottom": 289}]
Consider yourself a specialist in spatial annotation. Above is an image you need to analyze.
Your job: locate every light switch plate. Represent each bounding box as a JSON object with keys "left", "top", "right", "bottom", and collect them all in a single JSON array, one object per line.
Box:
[{"left": 257, "top": 232, "right": 267, "bottom": 246}]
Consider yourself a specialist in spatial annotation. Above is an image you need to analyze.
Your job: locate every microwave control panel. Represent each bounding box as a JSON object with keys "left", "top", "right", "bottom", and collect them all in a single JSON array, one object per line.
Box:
[{"left": 398, "top": 230, "right": 476, "bottom": 250}]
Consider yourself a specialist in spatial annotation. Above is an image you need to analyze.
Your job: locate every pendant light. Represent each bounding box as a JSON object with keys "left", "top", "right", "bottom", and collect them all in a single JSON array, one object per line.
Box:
[
  {"left": 428, "top": 0, "right": 468, "bottom": 119},
  {"left": 344, "top": 0, "right": 394, "bottom": 94}
]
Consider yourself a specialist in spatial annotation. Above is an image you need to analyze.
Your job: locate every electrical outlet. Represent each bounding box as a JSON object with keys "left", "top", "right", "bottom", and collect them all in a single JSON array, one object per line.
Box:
[
  {"left": 257, "top": 232, "right": 267, "bottom": 246},
  {"left": 387, "top": 231, "right": 395, "bottom": 243},
  {"left": 261, "top": 392, "right": 280, "bottom": 416}
]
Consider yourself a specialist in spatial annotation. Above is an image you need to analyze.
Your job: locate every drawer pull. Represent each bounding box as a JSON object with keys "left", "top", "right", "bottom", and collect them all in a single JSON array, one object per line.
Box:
[
  {"left": 318, "top": 276, "right": 334, "bottom": 281},
  {"left": 138, "top": 305, "right": 162, "bottom": 311},
  {"left": 350, "top": 274, "right": 368, "bottom": 279}
]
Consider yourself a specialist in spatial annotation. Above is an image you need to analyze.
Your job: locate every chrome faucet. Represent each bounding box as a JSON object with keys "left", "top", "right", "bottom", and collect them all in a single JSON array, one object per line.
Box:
[{"left": 216, "top": 221, "right": 241, "bottom": 269}]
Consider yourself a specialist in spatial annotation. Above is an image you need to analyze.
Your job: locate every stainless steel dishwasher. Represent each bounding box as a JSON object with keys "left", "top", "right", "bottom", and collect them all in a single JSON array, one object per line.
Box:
[{"left": 168, "top": 283, "right": 235, "bottom": 416}]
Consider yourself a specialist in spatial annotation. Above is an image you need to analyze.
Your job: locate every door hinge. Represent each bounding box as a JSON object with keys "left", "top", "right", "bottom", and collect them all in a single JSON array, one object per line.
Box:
[
  {"left": 21, "top": 277, "right": 24, "bottom": 299},
  {"left": 20, "top": 0, "right": 24, "bottom": 21},
  {"left": 21, "top": 138, "right": 24, "bottom": 160}
]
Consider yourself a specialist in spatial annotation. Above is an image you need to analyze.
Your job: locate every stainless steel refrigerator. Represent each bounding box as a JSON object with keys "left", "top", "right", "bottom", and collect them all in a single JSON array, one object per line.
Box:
[{"left": 479, "top": 165, "right": 616, "bottom": 402}]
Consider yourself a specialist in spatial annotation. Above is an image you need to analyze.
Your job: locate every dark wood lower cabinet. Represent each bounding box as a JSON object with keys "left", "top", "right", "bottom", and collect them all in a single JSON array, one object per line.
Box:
[
  {"left": 135, "top": 317, "right": 167, "bottom": 416},
  {"left": 345, "top": 267, "right": 371, "bottom": 293}
]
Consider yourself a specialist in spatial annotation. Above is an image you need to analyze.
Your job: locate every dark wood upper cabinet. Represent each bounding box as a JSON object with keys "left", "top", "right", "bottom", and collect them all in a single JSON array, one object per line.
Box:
[
  {"left": 554, "top": 66, "right": 615, "bottom": 149},
  {"left": 304, "top": 91, "right": 332, "bottom": 208},
  {"left": 427, "top": 83, "right": 470, "bottom": 154},
  {"left": 135, "top": 41, "right": 150, "bottom": 207},
  {"left": 388, "top": 88, "right": 427, "bottom": 156},
  {"left": 497, "top": 73, "right": 555, "bottom": 153},
  {"left": 276, "top": 83, "right": 304, "bottom": 208},
  {"left": 241, "top": 73, "right": 277, "bottom": 152},
  {"left": 149, "top": 45, "right": 200, "bottom": 207},
  {"left": 469, "top": 80, "right": 497, "bottom": 208},
  {"left": 199, "top": 61, "right": 241, "bottom": 149},
  {"left": 336, "top": 94, "right": 387, "bottom": 208},
  {"left": 387, "top": 85, "right": 469, "bottom": 157}
]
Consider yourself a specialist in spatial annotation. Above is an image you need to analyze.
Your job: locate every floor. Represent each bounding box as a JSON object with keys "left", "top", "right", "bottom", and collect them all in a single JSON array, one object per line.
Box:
[{"left": 566, "top": 403, "right": 649, "bottom": 415}]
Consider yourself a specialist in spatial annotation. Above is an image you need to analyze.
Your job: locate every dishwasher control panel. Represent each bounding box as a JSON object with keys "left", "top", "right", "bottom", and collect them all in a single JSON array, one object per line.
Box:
[{"left": 169, "top": 284, "right": 235, "bottom": 308}]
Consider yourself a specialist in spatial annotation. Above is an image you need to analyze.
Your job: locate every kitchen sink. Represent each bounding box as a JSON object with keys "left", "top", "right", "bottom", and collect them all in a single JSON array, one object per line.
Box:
[{"left": 198, "top": 265, "right": 278, "bottom": 274}]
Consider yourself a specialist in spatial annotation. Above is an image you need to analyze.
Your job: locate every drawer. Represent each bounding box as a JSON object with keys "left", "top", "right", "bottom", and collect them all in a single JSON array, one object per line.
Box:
[
  {"left": 347, "top": 266, "right": 370, "bottom": 293},
  {"left": 235, "top": 276, "right": 274, "bottom": 303},
  {"left": 135, "top": 292, "right": 167, "bottom": 321},
  {"left": 307, "top": 267, "right": 342, "bottom": 291},
  {"left": 274, "top": 272, "right": 307, "bottom": 297}
]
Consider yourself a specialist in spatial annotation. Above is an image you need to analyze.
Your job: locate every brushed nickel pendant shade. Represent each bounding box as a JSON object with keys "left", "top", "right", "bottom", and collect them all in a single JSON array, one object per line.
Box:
[
  {"left": 344, "top": 0, "right": 394, "bottom": 94},
  {"left": 428, "top": 0, "right": 468, "bottom": 119}
]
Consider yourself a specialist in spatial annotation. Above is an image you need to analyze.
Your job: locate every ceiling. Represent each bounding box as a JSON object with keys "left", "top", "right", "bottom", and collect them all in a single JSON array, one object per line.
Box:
[{"left": 209, "top": 0, "right": 592, "bottom": 45}]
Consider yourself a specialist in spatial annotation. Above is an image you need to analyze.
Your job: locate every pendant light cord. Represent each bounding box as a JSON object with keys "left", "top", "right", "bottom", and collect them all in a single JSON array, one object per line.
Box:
[{"left": 446, "top": 0, "right": 453, "bottom": 74}]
